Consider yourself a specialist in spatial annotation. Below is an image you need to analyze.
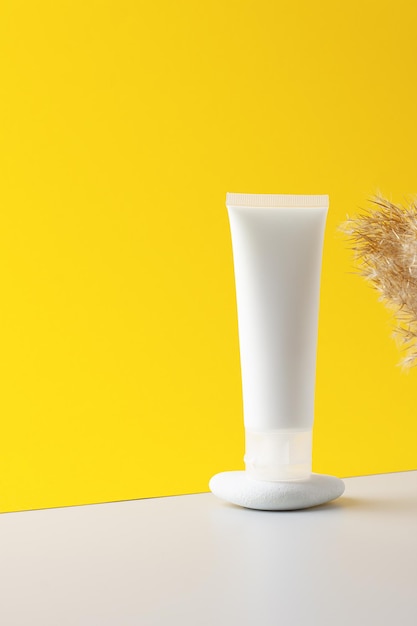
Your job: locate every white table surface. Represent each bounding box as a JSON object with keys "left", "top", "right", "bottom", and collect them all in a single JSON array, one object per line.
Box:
[{"left": 0, "top": 471, "right": 416, "bottom": 625}]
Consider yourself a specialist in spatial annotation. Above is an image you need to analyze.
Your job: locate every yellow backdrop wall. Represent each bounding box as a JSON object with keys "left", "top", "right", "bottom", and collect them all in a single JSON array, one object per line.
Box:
[{"left": 1, "top": 0, "right": 416, "bottom": 512}]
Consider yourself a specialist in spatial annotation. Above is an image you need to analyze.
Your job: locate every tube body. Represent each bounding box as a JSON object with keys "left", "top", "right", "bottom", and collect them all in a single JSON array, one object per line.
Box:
[{"left": 226, "top": 193, "right": 329, "bottom": 480}]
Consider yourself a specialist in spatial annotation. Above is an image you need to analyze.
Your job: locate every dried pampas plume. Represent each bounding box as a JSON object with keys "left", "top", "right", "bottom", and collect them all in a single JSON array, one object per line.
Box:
[{"left": 341, "top": 195, "right": 417, "bottom": 368}]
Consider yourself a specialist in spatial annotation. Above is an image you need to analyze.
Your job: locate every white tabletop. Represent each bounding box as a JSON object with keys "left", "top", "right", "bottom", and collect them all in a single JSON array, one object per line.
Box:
[{"left": 0, "top": 471, "right": 416, "bottom": 625}]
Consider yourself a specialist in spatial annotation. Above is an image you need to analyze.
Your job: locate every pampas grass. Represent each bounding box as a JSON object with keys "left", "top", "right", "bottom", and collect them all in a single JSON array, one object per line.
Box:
[{"left": 342, "top": 195, "right": 417, "bottom": 368}]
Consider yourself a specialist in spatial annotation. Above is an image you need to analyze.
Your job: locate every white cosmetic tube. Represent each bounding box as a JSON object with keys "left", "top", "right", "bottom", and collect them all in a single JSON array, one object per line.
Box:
[{"left": 226, "top": 193, "right": 329, "bottom": 481}]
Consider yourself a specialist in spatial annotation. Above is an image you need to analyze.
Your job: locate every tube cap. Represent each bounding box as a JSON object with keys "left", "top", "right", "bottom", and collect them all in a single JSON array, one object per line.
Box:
[{"left": 244, "top": 429, "right": 312, "bottom": 481}]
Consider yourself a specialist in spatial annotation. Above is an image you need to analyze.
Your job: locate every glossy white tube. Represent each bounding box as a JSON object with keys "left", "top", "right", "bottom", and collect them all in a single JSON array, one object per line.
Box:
[{"left": 226, "top": 193, "right": 329, "bottom": 481}]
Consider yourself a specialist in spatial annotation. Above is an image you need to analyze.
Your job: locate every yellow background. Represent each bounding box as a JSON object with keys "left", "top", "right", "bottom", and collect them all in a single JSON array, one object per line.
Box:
[{"left": 1, "top": 0, "right": 416, "bottom": 512}]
